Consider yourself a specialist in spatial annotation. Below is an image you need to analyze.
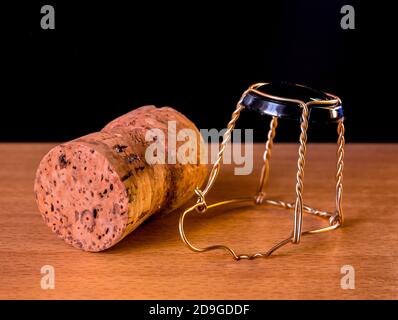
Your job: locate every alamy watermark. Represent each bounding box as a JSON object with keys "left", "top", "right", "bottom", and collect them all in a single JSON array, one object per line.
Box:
[
  {"left": 39, "top": 5, "right": 356, "bottom": 31},
  {"left": 340, "top": 265, "right": 355, "bottom": 289},
  {"left": 144, "top": 121, "right": 254, "bottom": 175},
  {"left": 40, "top": 5, "right": 55, "bottom": 30},
  {"left": 40, "top": 265, "right": 55, "bottom": 289},
  {"left": 340, "top": 5, "right": 355, "bottom": 30}
]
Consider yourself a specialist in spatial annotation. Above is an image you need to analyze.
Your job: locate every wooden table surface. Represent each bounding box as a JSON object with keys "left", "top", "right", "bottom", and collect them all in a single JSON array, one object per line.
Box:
[{"left": 0, "top": 143, "right": 397, "bottom": 299}]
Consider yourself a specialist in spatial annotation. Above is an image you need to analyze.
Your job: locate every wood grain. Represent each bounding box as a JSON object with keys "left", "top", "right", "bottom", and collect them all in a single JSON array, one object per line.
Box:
[{"left": 0, "top": 143, "right": 397, "bottom": 299}]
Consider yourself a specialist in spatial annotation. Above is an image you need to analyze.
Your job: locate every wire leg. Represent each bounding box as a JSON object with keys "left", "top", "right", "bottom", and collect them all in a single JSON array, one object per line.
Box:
[
  {"left": 292, "top": 104, "right": 309, "bottom": 244},
  {"left": 334, "top": 119, "right": 345, "bottom": 225},
  {"left": 255, "top": 116, "right": 278, "bottom": 204}
]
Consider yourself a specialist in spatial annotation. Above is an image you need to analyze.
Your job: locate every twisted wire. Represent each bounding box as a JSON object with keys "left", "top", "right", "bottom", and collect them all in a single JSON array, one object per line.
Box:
[
  {"left": 199, "top": 90, "right": 251, "bottom": 201},
  {"left": 335, "top": 120, "right": 345, "bottom": 224},
  {"left": 262, "top": 199, "right": 333, "bottom": 219},
  {"left": 292, "top": 103, "right": 309, "bottom": 243},
  {"left": 255, "top": 116, "right": 278, "bottom": 204}
]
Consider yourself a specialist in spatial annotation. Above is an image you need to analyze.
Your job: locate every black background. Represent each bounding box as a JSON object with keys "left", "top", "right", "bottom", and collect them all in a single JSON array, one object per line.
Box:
[{"left": 2, "top": 1, "right": 396, "bottom": 142}]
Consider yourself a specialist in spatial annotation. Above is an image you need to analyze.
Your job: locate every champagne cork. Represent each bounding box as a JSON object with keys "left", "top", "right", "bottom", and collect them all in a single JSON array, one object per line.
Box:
[{"left": 34, "top": 106, "right": 207, "bottom": 251}]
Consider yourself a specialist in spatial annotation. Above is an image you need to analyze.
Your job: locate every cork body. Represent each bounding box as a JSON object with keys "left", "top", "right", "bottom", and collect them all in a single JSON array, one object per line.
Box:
[{"left": 34, "top": 106, "right": 207, "bottom": 251}]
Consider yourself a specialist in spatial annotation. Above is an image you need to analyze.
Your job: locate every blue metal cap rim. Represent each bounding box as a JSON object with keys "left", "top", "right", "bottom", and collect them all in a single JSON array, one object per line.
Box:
[{"left": 241, "top": 83, "right": 344, "bottom": 123}]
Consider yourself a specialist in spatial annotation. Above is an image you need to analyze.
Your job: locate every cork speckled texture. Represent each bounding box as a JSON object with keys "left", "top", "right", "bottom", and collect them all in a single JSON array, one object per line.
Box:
[{"left": 34, "top": 106, "right": 207, "bottom": 251}]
